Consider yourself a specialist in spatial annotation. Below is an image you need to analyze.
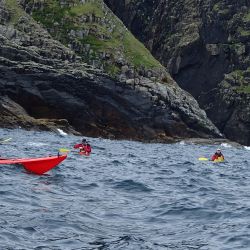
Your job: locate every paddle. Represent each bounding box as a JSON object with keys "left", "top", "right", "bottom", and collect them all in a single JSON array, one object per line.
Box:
[
  {"left": 59, "top": 148, "right": 71, "bottom": 153},
  {"left": 198, "top": 157, "right": 210, "bottom": 161}
]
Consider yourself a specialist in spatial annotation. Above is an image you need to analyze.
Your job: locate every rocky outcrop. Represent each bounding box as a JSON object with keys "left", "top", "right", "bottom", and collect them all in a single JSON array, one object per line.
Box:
[
  {"left": 0, "top": 0, "right": 221, "bottom": 141},
  {"left": 19, "top": 0, "right": 166, "bottom": 81},
  {"left": 0, "top": 96, "right": 79, "bottom": 134},
  {"left": 105, "top": 0, "right": 250, "bottom": 145}
]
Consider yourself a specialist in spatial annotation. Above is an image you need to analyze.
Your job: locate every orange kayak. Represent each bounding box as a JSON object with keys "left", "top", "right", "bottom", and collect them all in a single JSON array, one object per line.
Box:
[{"left": 0, "top": 155, "right": 67, "bottom": 175}]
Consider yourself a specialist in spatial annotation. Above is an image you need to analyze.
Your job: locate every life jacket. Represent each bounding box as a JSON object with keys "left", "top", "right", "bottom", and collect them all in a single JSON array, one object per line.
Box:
[
  {"left": 74, "top": 143, "right": 83, "bottom": 149},
  {"left": 212, "top": 153, "right": 224, "bottom": 161},
  {"left": 84, "top": 144, "right": 91, "bottom": 153},
  {"left": 74, "top": 143, "right": 91, "bottom": 155}
]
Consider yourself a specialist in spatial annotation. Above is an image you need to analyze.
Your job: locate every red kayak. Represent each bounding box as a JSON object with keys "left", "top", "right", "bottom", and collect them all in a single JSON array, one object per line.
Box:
[{"left": 0, "top": 155, "right": 67, "bottom": 175}]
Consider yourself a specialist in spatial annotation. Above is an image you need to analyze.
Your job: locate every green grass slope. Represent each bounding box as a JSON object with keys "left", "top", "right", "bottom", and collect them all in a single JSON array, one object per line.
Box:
[{"left": 23, "top": 0, "right": 164, "bottom": 77}]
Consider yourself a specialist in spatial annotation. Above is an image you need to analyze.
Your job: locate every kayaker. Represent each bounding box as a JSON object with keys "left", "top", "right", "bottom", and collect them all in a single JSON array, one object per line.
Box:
[
  {"left": 211, "top": 148, "right": 224, "bottom": 161},
  {"left": 74, "top": 139, "right": 92, "bottom": 155},
  {"left": 74, "top": 139, "right": 86, "bottom": 149},
  {"left": 84, "top": 143, "right": 92, "bottom": 156}
]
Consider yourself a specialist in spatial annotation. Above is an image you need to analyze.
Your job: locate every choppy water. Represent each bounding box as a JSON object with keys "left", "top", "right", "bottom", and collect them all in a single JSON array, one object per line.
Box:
[{"left": 0, "top": 128, "right": 250, "bottom": 249}]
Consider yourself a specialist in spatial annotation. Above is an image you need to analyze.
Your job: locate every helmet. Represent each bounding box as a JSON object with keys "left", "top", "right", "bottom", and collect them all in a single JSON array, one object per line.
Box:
[
  {"left": 217, "top": 148, "right": 221, "bottom": 151},
  {"left": 82, "top": 138, "right": 87, "bottom": 144}
]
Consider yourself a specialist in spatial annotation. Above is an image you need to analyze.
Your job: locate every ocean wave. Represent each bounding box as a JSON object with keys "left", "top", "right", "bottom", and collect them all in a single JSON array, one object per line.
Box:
[
  {"left": 113, "top": 179, "right": 153, "bottom": 192},
  {"left": 0, "top": 128, "right": 250, "bottom": 249},
  {"left": 26, "top": 142, "right": 49, "bottom": 147},
  {"left": 221, "top": 143, "right": 232, "bottom": 148},
  {"left": 57, "top": 128, "right": 67, "bottom": 136}
]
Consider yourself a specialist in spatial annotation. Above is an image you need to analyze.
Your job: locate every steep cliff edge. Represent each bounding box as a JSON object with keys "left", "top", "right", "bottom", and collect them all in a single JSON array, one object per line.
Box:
[
  {"left": 105, "top": 0, "right": 250, "bottom": 145},
  {"left": 20, "top": 0, "right": 166, "bottom": 80},
  {"left": 0, "top": 0, "right": 221, "bottom": 141}
]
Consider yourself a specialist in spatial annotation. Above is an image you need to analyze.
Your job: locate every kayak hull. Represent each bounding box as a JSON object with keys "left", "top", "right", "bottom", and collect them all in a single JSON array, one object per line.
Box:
[
  {"left": 198, "top": 157, "right": 225, "bottom": 163},
  {"left": 213, "top": 156, "right": 224, "bottom": 163},
  {"left": 0, "top": 155, "right": 67, "bottom": 175},
  {"left": 213, "top": 159, "right": 224, "bottom": 163}
]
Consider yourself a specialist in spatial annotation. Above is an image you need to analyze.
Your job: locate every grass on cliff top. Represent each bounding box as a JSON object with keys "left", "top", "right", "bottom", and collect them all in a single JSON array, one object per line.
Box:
[
  {"left": 31, "top": 0, "right": 163, "bottom": 71},
  {"left": 105, "top": 2, "right": 162, "bottom": 69},
  {"left": 232, "top": 70, "right": 244, "bottom": 80},
  {"left": 238, "top": 27, "right": 250, "bottom": 37},
  {"left": 237, "top": 85, "right": 250, "bottom": 94},
  {"left": 5, "top": 0, "right": 26, "bottom": 24},
  {"left": 70, "top": 2, "right": 103, "bottom": 17},
  {"left": 234, "top": 69, "right": 250, "bottom": 94},
  {"left": 243, "top": 11, "right": 250, "bottom": 22},
  {"left": 123, "top": 32, "right": 162, "bottom": 69},
  {"left": 32, "top": 1, "right": 70, "bottom": 28},
  {"left": 74, "top": 0, "right": 162, "bottom": 69},
  {"left": 81, "top": 35, "right": 116, "bottom": 51}
]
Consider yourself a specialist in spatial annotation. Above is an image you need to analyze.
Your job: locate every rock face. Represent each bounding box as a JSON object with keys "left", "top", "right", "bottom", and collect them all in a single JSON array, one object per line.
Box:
[
  {"left": 0, "top": 96, "right": 79, "bottom": 134},
  {"left": 105, "top": 0, "right": 250, "bottom": 145},
  {"left": 19, "top": 0, "right": 166, "bottom": 81},
  {"left": 0, "top": 0, "right": 221, "bottom": 141}
]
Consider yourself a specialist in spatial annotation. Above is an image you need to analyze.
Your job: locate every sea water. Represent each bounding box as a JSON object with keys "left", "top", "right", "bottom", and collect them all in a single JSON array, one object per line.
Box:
[{"left": 0, "top": 128, "right": 249, "bottom": 249}]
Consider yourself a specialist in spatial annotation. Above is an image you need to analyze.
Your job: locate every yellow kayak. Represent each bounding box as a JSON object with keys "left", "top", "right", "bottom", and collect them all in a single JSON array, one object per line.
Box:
[
  {"left": 213, "top": 157, "right": 224, "bottom": 163},
  {"left": 198, "top": 156, "right": 224, "bottom": 162}
]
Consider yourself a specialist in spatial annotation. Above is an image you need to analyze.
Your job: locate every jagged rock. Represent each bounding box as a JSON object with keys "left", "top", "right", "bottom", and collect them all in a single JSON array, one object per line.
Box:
[
  {"left": 121, "top": 65, "right": 129, "bottom": 74},
  {"left": 0, "top": 96, "right": 79, "bottom": 134},
  {"left": 0, "top": 0, "right": 222, "bottom": 142},
  {"left": 206, "top": 44, "right": 220, "bottom": 56},
  {"left": 105, "top": 0, "right": 250, "bottom": 145}
]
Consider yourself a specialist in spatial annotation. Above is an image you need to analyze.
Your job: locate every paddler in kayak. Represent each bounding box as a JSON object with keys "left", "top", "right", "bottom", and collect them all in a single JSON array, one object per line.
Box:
[
  {"left": 74, "top": 139, "right": 92, "bottom": 156},
  {"left": 211, "top": 148, "right": 224, "bottom": 161}
]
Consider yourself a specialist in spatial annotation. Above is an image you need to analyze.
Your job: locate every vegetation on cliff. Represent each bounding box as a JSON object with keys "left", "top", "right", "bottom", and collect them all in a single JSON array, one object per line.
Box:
[{"left": 21, "top": 0, "right": 164, "bottom": 78}]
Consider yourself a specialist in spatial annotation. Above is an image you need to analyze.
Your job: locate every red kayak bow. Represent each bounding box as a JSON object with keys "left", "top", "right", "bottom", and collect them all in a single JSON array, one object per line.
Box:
[{"left": 0, "top": 155, "right": 67, "bottom": 175}]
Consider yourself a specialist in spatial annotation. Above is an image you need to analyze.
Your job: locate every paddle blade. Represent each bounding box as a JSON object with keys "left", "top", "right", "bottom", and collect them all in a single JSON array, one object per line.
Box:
[
  {"left": 59, "top": 148, "right": 70, "bottom": 153},
  {"left": 199, "top": 157, "right": 209, "bottom": 161}
]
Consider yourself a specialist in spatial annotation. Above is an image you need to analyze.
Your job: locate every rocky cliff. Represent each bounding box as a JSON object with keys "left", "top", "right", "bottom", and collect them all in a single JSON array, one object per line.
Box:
[
  {"left": 105, "top": 0, "right": 250, "bottom": 145},
  {"left": 20, "top": 0, "right": 166, "bottom": 80},
  {"left": 0, "top": 0, "right": 221, "bottom": 141}
]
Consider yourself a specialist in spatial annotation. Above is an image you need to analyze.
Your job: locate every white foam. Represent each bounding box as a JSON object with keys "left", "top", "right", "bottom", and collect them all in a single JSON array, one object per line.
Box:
[
  {"left": 221, "top": 143, "right": 232, "bottom": 148},
  {"left": 244, "top": 146, "right": 250, "bottom": 151},
  {"left": 179, "top": 141, "right": 185, "bottom": 145},
  {"left": 27, "top": 142, "right": 48, "bottom": 147},
  {"left": 57, "top": 129, "right": 67, "bottom": 136}
]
